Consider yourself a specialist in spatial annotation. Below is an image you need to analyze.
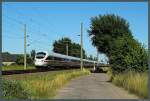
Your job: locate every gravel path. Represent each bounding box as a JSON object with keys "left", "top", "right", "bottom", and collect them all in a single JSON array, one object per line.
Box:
[{"left": 55, "top": 73, "right": 139, "bottom": 99}]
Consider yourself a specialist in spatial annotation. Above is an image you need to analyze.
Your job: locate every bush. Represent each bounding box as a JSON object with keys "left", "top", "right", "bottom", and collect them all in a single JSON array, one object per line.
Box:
[
  {"left": 2, "top": 80, "right": 31, "bottom": 99},
  {"left": 16, "top": 55, "right": 33, "bottom": 65},
  {"left": 110, "top": 37, "right": 148, "bottom": 73}
]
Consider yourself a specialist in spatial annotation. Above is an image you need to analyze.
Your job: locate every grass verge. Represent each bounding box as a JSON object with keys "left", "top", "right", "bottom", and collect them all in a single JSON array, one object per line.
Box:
[
  {"left": 2, "top": 65, "right": 35, "bottom": 71},
  {"left": 2, "top": 80, "right": 31, "bottom": 99},
  {"left": 2, "top": 69, "right": 90, "bottom": 99},
  {"left": 107, "top": 70, "right": 148, "bottom": 99}
]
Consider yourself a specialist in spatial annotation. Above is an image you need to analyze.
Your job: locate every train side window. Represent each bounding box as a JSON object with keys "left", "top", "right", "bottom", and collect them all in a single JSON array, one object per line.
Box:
[{"left": 46, "top": 56, "right": 53, "bottom": 60}]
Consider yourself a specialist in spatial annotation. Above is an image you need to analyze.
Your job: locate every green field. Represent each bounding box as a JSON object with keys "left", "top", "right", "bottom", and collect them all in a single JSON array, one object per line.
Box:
[
  {"left": 2, "top": 69, "right": 90, "bottom": 99},
  {"left": 2, "top": 65, "right": 36, "bottom": 71}
]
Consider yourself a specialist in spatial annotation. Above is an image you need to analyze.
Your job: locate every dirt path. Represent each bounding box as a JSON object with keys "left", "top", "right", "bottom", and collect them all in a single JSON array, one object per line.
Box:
[{"left": 55, "top": 73, "right": 139, "bottom": 99}]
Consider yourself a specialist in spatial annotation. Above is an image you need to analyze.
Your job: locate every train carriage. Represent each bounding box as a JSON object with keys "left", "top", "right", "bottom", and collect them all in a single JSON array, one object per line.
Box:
[{"left": 34, "top": 51, "right": 98, "bottom": 69}]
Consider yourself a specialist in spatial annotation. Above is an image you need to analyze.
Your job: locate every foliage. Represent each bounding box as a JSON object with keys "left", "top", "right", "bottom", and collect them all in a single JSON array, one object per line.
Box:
[
  {"left": 2, "top": 65, "right": 35, "bottom": 71},
  {"left": 112, "top": 71, "right": 148, "bottom": 99},
  {"left": 53, "top": 37, "right": 86, "bottom": 58},
  {"left": 2, "top": 80, "right": 31, "bottom": 99},
  {"left": 88, "top": 14, "right": 148, "bottom": 73},
  {"left": 30, "top": 50, "right": 36, "bottom": 61},
  {"left": 110, "top": 37, "right": 148, "bottom": 73},
  {"left": 15, "top": 55, "right": 24, "bottom": 65},
  {"left": 2, "top": 52, "right": 20, "bottom": 62},
  {"left": 15, "top": 54, "right": 33, "bottom": 65}
]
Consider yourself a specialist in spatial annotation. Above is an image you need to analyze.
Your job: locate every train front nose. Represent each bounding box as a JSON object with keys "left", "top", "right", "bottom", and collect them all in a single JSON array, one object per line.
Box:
[
  {"left": 35, "top": 59, "right": 45, "bottom": 66},
  {"left": 35, "top": 51, "right": 47, "bottom": 67}
]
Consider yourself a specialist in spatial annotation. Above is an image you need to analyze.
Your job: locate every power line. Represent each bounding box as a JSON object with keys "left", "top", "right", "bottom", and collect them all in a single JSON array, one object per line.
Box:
[
  {"left": 3, "top": 35, "right": 24, "bottom": 39},
  {"left": 13, "top": 7, "right": 57, "bottom": 35},
  {"left": 5, "top": 7, "right": 53, "bottom": 36},
  {"left": 3, "top": 11, "right": 57, "bottom": 53},
  {"left": 3, "top": 12, "right": 59, "bottom": 44},
  {"left": 27, "top": 30, "right": 49, "bottom": 38},
  {"left": 28, "top": 39, "right": 50, "bottom": 47},
  {"left": 3, "top": 15, "right": 52, "bottom": 42},
  {"left": 24, "top": 24, "right": 27, "bottom": 70},
  {"left": 3, "top": 20, "right": 23, "bottom": 30},
  {"left": 3, "top": 29, "right": 24, "bottom": 37},
  {"left": 3, "top": 15, "right": 23, "bottom": 25}
]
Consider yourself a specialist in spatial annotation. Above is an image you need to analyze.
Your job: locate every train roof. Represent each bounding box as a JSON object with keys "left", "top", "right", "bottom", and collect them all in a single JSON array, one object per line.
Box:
[
  {"left": 36, "top": 51, "right": 99, "bottom": 64},
  {"left": 48, "top": 52, "right": 99, "bottom": 64},
  {"left": 50, "top": 52, "right": 80, "bottom": 60}
]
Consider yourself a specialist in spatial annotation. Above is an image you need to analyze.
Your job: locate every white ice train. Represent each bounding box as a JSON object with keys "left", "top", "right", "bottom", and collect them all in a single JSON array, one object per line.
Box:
[{"left": 34, "top": 51, "right": 98, "bottom": 69}]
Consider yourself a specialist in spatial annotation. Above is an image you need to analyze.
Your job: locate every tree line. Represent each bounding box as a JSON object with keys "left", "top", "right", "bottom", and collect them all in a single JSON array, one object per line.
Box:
[
  {"left": 53, "top": 37, "right": 97, "bottom": 61},
  {"left": 88, "top": 14, "right": 148, "bottom": 73}
]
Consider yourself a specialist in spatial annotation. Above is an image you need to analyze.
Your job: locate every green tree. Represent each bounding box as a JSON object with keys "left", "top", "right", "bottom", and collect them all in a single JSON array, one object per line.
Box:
[
  {"left": 88, "top": 14, "right": 148, "bottom": 73},
  {"left": 30, "top": 50, "right": 36, "bottom": 61},
  {"left": 16, "top": 54, "right": 32, "bottom": 65},
  {"left": 53, "top": 37, "right": 86, "bottom": 58},
  {"left": 16, "top": 55, "right": 24, "bottom": 65},
  {"left": 53, "top": 37, "right": 71, "bottom": 55}
]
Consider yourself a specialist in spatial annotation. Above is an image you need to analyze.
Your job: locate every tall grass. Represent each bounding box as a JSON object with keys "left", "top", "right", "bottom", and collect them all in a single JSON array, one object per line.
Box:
[
  {"left": 2, "top": 80, "right": 31, "bottom": 99},
  {"left": 2, "top": 65, "right": 35, "bottom": 71},
  {"left": 23, "top": 69, "right": 90, "bottom": 99},
  {"left": 109, "top": 70, "right": 148, "bottom": 99},
  {"left": 3, "top": 69, "right": 90, "bottom": 99}
]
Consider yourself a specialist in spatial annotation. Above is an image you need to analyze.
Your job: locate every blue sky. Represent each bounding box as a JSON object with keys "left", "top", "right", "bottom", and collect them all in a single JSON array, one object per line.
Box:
[{"left": 2, "top": 2, "right": 148, "bottom": 62}]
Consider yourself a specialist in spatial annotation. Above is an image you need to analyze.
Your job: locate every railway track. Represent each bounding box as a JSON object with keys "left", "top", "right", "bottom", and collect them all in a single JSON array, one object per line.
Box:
[
  {"left": 2, "top": 63, "right": 110, "bottom": 75},
  {"left": 2, "top": 67, "right": 79, "bottom": 75}
]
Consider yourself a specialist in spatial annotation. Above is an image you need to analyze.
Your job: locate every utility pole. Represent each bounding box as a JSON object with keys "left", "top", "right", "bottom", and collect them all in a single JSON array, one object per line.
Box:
[
  {"left": 24, "top": 24, "right": 27, "bottom": 70},
  {"left": 97, "top": 49, "right": 99, "bottom": 67},
  {"left": 80, "top": 23, "right": 83, "bottom": 71},
  {"left": 66, "top": 43, "right": 68, "bottom": 56},
  {"left": 64, "top": 41, "right": 69, "bottom": 56}
]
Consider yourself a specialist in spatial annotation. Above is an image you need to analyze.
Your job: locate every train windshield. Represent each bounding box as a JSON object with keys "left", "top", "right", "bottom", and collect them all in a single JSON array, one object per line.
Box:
[{"left": 36, "top": 52, "right": 46, "bottom": 59}]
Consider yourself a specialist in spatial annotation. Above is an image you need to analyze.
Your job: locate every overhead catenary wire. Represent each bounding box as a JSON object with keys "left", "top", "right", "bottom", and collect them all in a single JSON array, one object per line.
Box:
[
  {"left": 6, "top": 6, "right": 57, "bottom": 37},
  {"left": 3, "top": 14, "right": 52, "bottom": 38},
  {"left": 3, "top": 34, "right": 24, "bottom": 39},
  {"left": 3, "top": 29, "right": 24, "bottom": 37},
  {"left": 12, "top": 7, "right": 57, "bottom": 35},
  {"left": 28, "top": 39, "right": 50, "bottom": 46},
  {"left": 3, "top": 15, "right": 54, "bottom": 48},
  {"left": 3, "top": 8, "right": 61, "bottom": 50},
  {"left": 3, "top": 9, "right": 85, "bottom": 59},
  {"left": 3, "top": 15, "right": 24, "bottom": 25}
]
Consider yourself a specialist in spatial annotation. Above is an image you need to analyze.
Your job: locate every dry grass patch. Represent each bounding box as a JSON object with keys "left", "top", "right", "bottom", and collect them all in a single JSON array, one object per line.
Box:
[
  {"left": 20, "top": 69, "right": 90, "bottom": 99},
  {"left": 111, "top": 70, "right": 148, "bottom": 99}
]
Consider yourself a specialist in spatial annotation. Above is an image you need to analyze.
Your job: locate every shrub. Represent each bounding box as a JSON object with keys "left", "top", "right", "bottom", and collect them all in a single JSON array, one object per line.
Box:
[
  {"left": 2, "top": 80, "right": 31, "bottom": 99},
  {"left": 110, "top": 37, "right": 148, "bottom": 73},
  {"left": 16, "top": 55, "right": 33, "bottom": 65}
]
